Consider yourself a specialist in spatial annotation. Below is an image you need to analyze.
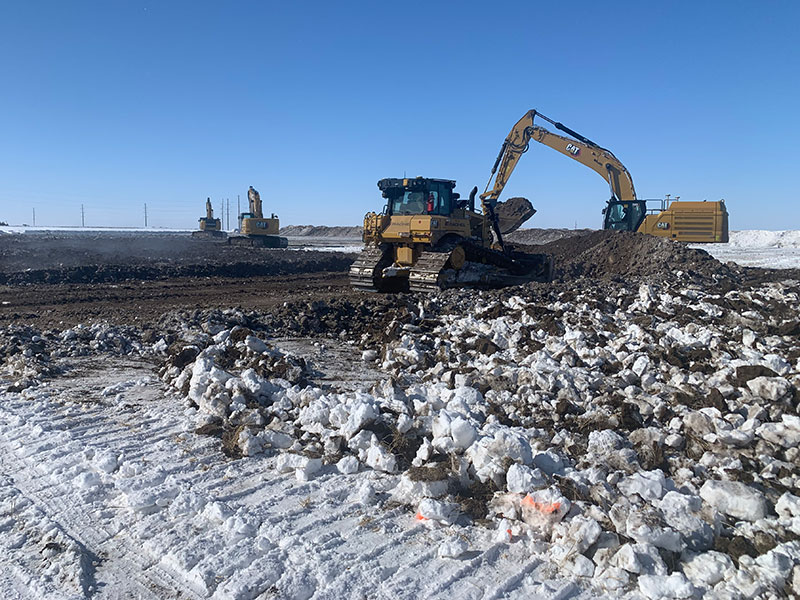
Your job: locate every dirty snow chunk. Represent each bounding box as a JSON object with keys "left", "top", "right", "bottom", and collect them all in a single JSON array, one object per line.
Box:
[
  {"left": 437, "top": 536, "right": 468, "bottom": 558},
  {"left": 506, "top": 463, "right": 546, "bottom": 494},
  {"left": 632, "top": 355, "right": 651, "bottom": 377},
  {"left": 776, "top": 492, "right": 800, "bottom": 518},
  {"left": 340, "top": 400, "right": 378, "bottom": 439},
  {"left": 417, "top": 498, "right": 458, "bottom": 525},
  {"left": 361, "top": 349, "right": 378, "bottom": 362},
  {"left": 275, "top": 453, "right": 321, "bottom": 478},
  {"left": 757, "top": 417, "right": 800, "bottom": 448},
  {"left": 532, "top": 450, "right": 564, "bottom": 476},
  {"left": 467, "top": 429, "right": 533, "bottom": 485},
  {"left": 658, "top": 491, "right": 713, "bottom": 551},
  {"left": 520, "top": 487, "right": 570, "bottom": 531},
  {"left": 365, "top": 443, "right": 397, "bottom": 473},
  {"left": 244, "top": 335, "right": 268, "bottom": 354},
  {"left": 393, "top": 474, "right": 449, "bottom": 503},
  {"left": 746, "top": 376, "right": 792, "bottom": 401},
  {"left": 396, "top": 413, "right": 413, "bottom": 434},
  {"left": 553, "top": 515, "right": 602, "bottom": 554},
  {"left": 336, "top": 456, "right": 359, "bottom": 475},
  {"left": 638, "top": 573, "right": 695, "bottom": 599},
  {"left": 261, "top": 430, "right": 294, "bottom": 450},
  {"left": 681, "top": 551, "right": 735, "bottom": 587},
  {"left": 587, "top": 429, "right": 626, "bottom": 455},
  {"left": 238, "top": 428, "right": 263, "bottom": 456},
  {"left": 699, "top": 480, "right": 768, "bottom": 521},
  {"left": 295, "top": 458, "right": 323, "bottom": 481},
  {"left": 450, "top": 417, "right": 478, "bottom": 451},
  {"left": 618, "top": 470, "right": 666, "bottom": 502}
]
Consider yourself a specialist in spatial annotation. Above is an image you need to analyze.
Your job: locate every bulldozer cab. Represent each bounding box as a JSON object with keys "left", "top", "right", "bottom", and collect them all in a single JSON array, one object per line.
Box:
[
  {"left": 379, "top": 178, "right": 460, "bottom": 217},
  {"left": 603, "top": 200, "right": 646, "bottom": 232}
]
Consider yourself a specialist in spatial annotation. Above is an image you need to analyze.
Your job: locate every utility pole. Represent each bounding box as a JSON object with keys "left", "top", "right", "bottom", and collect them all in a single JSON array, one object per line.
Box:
[
  {"left": 144, "top": 203, "right": 148, "bottom": 228},
  {"left": 237, "top": 195, "right": 241, "bottom": 231},
  {"left": 81, "top": 204, "right": 85, "bottom": 227},
  {"left": 32, "top": 208, "right": 36, "bottom": 226},
  {"left": 226, "top": 198, "right": 230, "bottom": 230}
]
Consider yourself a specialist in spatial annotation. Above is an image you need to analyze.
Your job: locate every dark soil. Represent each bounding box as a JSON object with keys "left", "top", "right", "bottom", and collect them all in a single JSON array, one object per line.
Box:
[{"left": 1, "top": 229, "right": 797, "bottom": 331}]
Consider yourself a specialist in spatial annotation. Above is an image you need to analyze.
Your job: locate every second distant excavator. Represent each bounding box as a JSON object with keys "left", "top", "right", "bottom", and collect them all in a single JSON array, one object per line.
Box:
[
  {"left": 227, "top": 185, "right": 289, "bottom": 248},
  {"left": 484, "top": 110, "right": 729, "bottom": 243},
  {"left": 191, "top": 198, "right": 226, "bottom": 240}
]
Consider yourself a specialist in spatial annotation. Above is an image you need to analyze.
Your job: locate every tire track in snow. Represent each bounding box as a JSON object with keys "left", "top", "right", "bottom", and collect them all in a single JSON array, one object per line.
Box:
[{"left": 0, "top": 378, "right": 207, "bottom": 599}]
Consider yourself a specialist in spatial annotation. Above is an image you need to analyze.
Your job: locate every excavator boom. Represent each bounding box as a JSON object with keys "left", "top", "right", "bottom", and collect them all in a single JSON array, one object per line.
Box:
[{"left": 482, "top": 110, "right": 637, "bottom": 204}]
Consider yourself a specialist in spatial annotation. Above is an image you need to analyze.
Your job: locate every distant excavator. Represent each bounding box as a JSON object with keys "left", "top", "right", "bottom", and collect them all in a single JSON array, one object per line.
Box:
[
  {"left": 486, "top": 110, "right": 728, "bottom": 242},
  {"left": 227, "top": 186, "right": 288, "bottom": 248},
  {"left": 191, "top": 198, "right": 226, "bottom": 240}
]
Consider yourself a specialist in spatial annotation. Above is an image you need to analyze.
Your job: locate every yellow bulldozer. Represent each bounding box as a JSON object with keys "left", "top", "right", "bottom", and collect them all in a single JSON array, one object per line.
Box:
[
  {"left": 349, "top": 177, "right": 551, "bottom": 292},
  {"left": 493, "top": 110, "right": 729, "bottom": 242},
  {"left": 227, "top": 186, "right": 289, "bottom": 248}
]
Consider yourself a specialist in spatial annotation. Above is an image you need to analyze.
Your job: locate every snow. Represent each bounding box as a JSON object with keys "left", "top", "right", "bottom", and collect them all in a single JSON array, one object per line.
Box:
[
  {"left": 4, "top": 269, "right": 800, "bottom": 598},
  {"left": 690, "top": 229, "right": 800, "bottom": 268}
]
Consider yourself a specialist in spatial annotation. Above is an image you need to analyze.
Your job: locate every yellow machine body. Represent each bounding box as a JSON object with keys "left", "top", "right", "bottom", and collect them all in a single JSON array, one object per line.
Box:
[
  {"left": 240, "top": 217, "right": 280, "bottom": 236},
  {"left": 638, "top": 200, "right": 729, "bottom": 243}
]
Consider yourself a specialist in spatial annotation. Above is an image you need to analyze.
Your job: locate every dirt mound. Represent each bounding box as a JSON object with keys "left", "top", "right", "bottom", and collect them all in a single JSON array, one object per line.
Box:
[
  {"left": 0, "top": 231, "right": 355, "bottom": 285},
  {"left": 529, "top": 230, "right": 741, "bottom": 283},
  {"left": 507, "top": 228, "right": 594, "bottom": 245},
  {"left": 280, "top": 225, "right": 363, "bottom": 238}
]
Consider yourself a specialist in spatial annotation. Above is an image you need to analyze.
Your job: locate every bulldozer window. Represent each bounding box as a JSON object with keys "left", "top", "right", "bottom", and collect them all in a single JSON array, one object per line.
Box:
[
  {"left": 428, "top": 183, "right": 452, "bottom": 216},
  {"left": 392, "top": 191, "right": 426, "bottom": 215}
]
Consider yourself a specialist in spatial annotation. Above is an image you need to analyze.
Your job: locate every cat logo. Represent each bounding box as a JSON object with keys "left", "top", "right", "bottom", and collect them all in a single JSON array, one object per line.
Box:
[
  {"left": 566, "top": 143, "right": 581, "bottom": 156},
  {"left": 656, "top": 222, "right": 670, "bottom": 230}
]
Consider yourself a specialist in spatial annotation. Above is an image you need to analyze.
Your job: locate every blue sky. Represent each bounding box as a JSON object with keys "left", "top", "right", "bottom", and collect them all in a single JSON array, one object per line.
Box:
[{"left": 0, "top": 1, "right": 797, "bottom": 230}]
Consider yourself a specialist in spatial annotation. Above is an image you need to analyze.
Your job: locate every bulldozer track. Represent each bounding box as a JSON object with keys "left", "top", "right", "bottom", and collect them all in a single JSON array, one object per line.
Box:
[
  {"left": 349, "top": 245, "right": 389, "bottom": 292},
  {"left": 408, "top": 251, "right": 453, "bottom": 293}
]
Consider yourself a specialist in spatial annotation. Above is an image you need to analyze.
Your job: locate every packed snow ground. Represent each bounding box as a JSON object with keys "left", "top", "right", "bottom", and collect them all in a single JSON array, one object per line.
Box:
[{"left": 2, "top": 269, "right": 800, "bottom": 598}]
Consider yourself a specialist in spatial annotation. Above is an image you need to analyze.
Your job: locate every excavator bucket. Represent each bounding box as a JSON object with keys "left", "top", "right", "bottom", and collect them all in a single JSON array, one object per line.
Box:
[{"left": 495, "top": 197, "right": 536, "bottom": 235}]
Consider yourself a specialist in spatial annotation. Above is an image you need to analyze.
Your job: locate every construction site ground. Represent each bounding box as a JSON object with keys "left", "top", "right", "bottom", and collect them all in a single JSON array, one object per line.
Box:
[{"left": 2, "top": 229, "right": 800, "bottom": 599}]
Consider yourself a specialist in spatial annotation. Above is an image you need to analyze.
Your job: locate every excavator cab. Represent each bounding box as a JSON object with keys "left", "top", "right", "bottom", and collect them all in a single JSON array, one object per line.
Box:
[{"left": 603, "top": 200, "right": 647, "bottom": 232}]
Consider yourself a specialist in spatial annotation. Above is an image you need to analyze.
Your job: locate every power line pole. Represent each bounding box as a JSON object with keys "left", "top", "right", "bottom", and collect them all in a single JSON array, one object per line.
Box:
[
  {"left": 226, "top": 198, "right": 230, "bottom": 230},
  {"left": 32, "top": 208, "right": 36, "bottom": 226},
  {"left": 81, "top": 204, "right": 85, "bottom": 227},
  {"left": 144, "top": 203, "right": 148, "bottom": 228}
]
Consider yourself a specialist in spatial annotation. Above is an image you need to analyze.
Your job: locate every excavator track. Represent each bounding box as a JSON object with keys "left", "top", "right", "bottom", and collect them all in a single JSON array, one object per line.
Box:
[
  {"left": 408, "top": 251, "right": 455, "bottom": 293},
  {"left": 349, "top": 245, "right": 391, "bottom": 292}
]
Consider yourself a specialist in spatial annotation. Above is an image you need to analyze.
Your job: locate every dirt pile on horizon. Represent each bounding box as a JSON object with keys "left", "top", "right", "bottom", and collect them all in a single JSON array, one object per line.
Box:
[{"left": 531, "top": 230, "right": 741, "bottom": 284}]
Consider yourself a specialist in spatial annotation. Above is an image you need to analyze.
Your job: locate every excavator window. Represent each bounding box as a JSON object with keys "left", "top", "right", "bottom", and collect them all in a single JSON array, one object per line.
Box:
[{"left": 604, "top": 201, "right": 646, "bottom": 231}]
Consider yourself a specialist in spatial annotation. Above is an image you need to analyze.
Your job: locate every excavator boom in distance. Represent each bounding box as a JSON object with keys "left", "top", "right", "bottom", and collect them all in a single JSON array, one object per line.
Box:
[
  {"left": 227, "top": 186, "right": 289, "bottom": 248},
  {"left": 485, "top": 110, "right": 728, "bottom": 243}
]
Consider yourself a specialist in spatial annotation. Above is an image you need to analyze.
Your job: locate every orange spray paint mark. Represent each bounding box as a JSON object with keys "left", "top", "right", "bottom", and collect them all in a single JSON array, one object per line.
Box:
[
  {"left": 415, "top": 512, "right": 428, "bottom": 521},
  {"left": 522, "top": 495, "right": 561, "bottom": 514}
]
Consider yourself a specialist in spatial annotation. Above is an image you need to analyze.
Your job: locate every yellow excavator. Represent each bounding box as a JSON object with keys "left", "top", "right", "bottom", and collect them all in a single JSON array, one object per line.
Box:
[
  {"left": 489, "top": 110, "right": 729, "bottom": 242},
  {"left": 191, "top": 198, "right": 225, "bottom": 240},
  {"left": 228, "top": 186, "right": 288, "bottom": 248},
  {"left": 349, "top": 177, "right": 551, "bottom": 292}
]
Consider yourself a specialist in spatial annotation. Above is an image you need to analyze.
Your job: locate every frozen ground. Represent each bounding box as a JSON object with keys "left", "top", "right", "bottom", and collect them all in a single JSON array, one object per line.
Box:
[{"left": 2, "top": 230, "right": 800, "bottom": 599}]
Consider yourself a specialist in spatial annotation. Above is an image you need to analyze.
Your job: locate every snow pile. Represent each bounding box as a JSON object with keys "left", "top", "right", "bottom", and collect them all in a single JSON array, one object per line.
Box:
[
  {"left": 150, "top": 275, "right": 800, "bottom": 597},
  {"left": 726, "top": 230, "right": 800, "bottom": 249}
]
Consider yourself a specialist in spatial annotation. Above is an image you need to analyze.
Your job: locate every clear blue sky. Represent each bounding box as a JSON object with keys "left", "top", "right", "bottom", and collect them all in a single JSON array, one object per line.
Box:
[{"left": 1, "top": 1, "right": 797, "bottom": 230}]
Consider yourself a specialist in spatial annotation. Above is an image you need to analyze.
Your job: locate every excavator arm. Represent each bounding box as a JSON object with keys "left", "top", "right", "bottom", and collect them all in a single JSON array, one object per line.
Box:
[{"left": 481, "top": 110, "right": 637, "bottom": 204}]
